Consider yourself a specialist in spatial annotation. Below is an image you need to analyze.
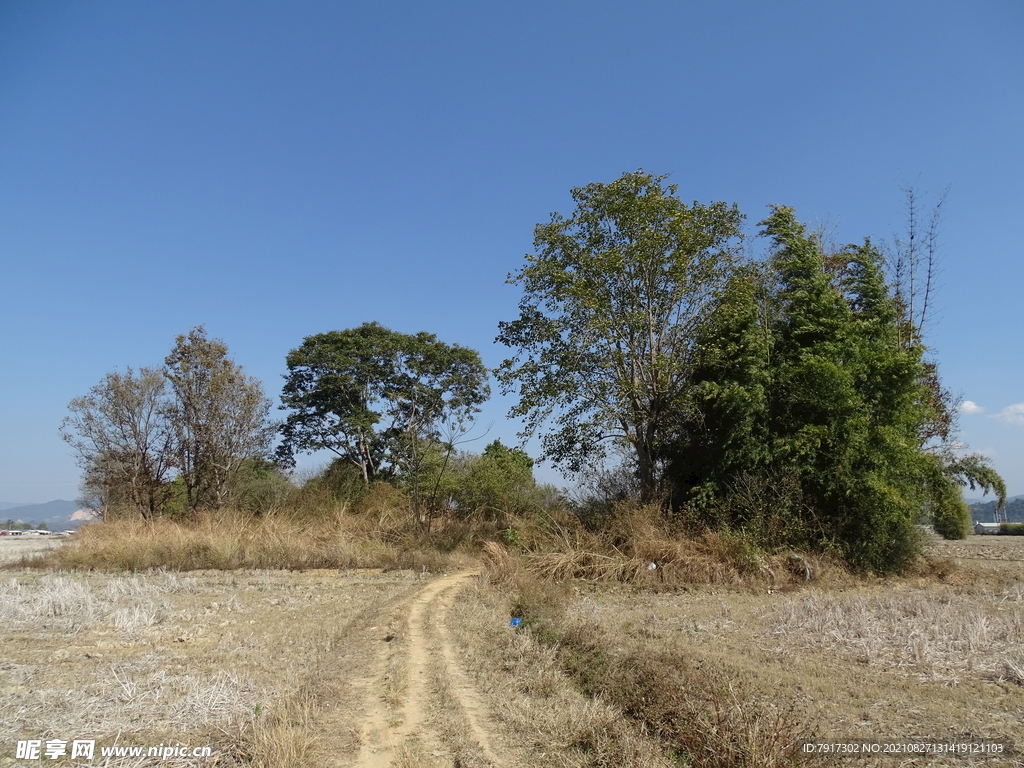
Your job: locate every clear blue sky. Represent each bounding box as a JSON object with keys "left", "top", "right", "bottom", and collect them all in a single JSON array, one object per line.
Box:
[{"left": 1, "top": 0, "right": 1021, "bottom": 504}]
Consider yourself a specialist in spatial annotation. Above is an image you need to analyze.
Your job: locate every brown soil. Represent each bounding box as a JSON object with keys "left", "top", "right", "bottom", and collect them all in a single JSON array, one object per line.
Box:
[{"left": 337, "top": 570, "right": 507, "bottom": 768}]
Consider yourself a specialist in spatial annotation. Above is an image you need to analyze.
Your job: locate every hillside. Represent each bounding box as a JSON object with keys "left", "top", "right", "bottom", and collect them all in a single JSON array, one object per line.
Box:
[
  {"left": 968, "top": 496, "right": 1024, "bottom": 524},
  {"left": 1, "top": 500, "right": 96, "bottom": 530}
]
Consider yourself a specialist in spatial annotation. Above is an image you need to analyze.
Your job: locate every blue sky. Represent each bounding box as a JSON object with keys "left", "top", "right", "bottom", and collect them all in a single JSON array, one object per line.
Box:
[{"left": 1, "top": 0, "right": 1021, "bottom": 504}]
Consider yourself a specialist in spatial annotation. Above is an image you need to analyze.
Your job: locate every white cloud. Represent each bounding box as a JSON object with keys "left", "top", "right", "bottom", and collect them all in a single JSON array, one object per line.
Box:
[
  {"left": 960, "top": 400, "right": 985, "bottom": 415},
  {"left": 995, "top": 403, "right": 1024, "bottom": 427}
]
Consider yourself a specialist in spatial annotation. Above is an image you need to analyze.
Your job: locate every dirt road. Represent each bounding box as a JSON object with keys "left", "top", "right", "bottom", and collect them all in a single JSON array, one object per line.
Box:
[{"left": 339, "top": 570, "right": 506, "bottom": 768}]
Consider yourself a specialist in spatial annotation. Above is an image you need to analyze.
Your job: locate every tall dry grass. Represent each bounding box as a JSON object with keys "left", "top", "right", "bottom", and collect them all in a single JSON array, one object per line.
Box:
[
  {"left": 488, "top": 502, "right": 846, "bottom": 590},
  {"left": 21, "top": 485, "right": 486, "bottom": 572}
]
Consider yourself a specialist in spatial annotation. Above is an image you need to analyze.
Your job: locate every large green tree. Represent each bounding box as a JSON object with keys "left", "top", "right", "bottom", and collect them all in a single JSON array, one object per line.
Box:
[
  {"left": 278, "top": 322, "right": 490, "bottom": 487},
  {"left": 664, "top": 264, "right": 772, "bottom": 524},
  {"left": 666, "top": 206, "right": 1004, "bottom": 570},
  {"left": 496, "top": 171, "right": 744, "bottom": 501},
  {"left": 765, "top": 208, "right": 934, "bottom": 569}
]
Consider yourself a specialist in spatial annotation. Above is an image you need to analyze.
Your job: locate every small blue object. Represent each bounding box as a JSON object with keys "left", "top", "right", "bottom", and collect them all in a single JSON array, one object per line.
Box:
[{"left": 509, "top": 617, "right": 522, "bottom": 627}]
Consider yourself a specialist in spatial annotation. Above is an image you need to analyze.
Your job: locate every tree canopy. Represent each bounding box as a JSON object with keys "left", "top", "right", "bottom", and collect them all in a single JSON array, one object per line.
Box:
[
  {"left": 278, "top": 322, "right": 490, "bottom": 484},
  {"left": 164, "top": 327, "right": 276, "bottom": 512},
  {"left": 498, "top": 171, "right": 1004, "bottom": 572},
  {"left": 61, "top": 367, "right": 176, "bottom": 519},
  {"left": 663, "top": 205, "right": 1003, "bottom": 569},
  {"left": 496, "top": 171, "right": 744, "bottom": 501}
]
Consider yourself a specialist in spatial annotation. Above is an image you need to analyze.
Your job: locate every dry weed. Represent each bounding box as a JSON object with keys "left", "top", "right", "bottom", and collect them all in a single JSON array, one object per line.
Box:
[
  {"left": 22, "top": 506, "right": 473, "bottom": 574},
  {"left": 2, "top": 569, "right": 424, "bottom": 767},
  {"left": 761, "top": 588, "right": 1024, "bottom": 682},
  {"left": 446, "top": 577, "right": 676, "bottom": 767}
]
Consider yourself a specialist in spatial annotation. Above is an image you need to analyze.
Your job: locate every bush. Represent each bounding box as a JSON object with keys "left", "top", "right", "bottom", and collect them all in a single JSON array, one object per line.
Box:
[
  {"left": 301, "top": 459, "right": 368, "bottom": 505},
  {"left": 234, "top": 459, "right": 295, "bottom": 515},
  {"left": 930, "top": 475, "right": 971, "bottom": 540}
]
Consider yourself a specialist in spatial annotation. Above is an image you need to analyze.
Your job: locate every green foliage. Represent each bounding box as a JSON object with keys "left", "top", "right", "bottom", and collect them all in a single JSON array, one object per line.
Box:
[
  {"left": 943, "top": 454, "right": 1007, "bottom": 508},
  {"left": 456, "top": 440, "right": 537, "bottom": 518},
  {"left": 764, "top": 209, "right": 934, "bottom": 569},
  {"left": 928, "top": 467, "right": 971, "bottom": 539},
  {"left": 659, "top": 204, "right": 996, "bottom": 571},
  {"left": 496, "top": 170, "right": 744, "bottom": 501},
  {"left": 301, "top": 458, "right": 368, "bottom": 504},
  {"left": 500, "top": 526, "right": 522, "bottom": 548},
  {"left": 233, "top": 458, "right": 295, "bottom": 515},
  {"left": 666, "top": 266, "right": 772, "bottom": 515},
  {"left": 278, "top": 322, "right": 489, "bottom": 487},
  {"left": 409, "top": 439, "right": 542, "bottom": 522}
]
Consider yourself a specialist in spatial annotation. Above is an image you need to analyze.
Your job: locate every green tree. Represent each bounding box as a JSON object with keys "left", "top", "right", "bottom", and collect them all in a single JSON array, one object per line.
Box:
[
  {"left": 674, "top": 206, "right": 1002, "bottom": 568},
  {"left": 663, "top": 205, "right": 989, "bottom": 570},
  {"left": 496, "top": 171, "right": 744, "bottom": 501},
  {"left": 164, "top": 327, "right": 276, "bottom": 512},
  {"left": 61, "top": 367, "right": 176, "bottom": 519},
  {"left": 757, "top": 207, "right": 937, "bottom": 569},
  {"left": 278, "top": 322, "right": 490, "bottom": 490},
  {"left": 232, "top": 458, "right": 295, "bottom": 515},
  {"left": 456, "top": 440, "right": 537, "bottom": 519},
  {"left": 664, "top": 265, "right": 772, "bottom": 522},
  {"left": 928, "top": 454, "right": 1007, "bottom": 538}
]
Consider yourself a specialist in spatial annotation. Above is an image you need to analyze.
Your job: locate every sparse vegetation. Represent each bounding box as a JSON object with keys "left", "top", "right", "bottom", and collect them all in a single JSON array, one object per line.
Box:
[{"left": 5, "top": 525, "right": 1023, "bottom": 767}]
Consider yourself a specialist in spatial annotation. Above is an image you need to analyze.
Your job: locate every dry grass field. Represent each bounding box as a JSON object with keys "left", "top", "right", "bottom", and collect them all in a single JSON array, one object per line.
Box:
[
  {"left": 2, "top": 532, "right": 1022, "bottom": 767},
  {"left": 0, "top": 535, "right": 68, "bottom": 566}
]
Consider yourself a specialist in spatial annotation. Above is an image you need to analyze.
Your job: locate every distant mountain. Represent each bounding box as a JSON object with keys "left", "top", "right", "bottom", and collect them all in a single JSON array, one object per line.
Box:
[
  {"left": 969, "top": 497, "right": 1024, "bottom": 524},
  {"left": 1, "top": 500, "right": 98, "bottom": 530},
  {"left": 0, "top": 501, "right": 31, "bottom": 511}
]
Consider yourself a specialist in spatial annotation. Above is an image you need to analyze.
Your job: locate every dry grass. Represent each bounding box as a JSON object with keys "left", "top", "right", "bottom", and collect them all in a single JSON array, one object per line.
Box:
[
  {"left": 17, "top": 503, "right": 476, "bottom": 574},
  {"left": 0, "top": 534, "right": 67, "bottom": 565},
  {"left": 761, "top": 586, "right": 1024, "bottom": 684},
  {"left": 0, "top": 568, "right": 425, "bottom": 767},
  {"left": 7, "top": 498, "right": 1024, "bottom": 767},
  {"left": 477, "top": 534, "right": 1024, "bottom": 768},
  {"left": 444, "top": 574, "right": 677, "bottom": 768},
  {"left": 492, "top": 503, "right": 849, "bottom": 590},
  {"left": 482, "top": 564, "right": 814, "bottom": 767}
]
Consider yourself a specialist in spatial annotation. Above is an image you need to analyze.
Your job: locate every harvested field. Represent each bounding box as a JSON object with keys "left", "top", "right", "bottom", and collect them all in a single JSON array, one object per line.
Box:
[
  {"left": 0, "top": 535, "right": 68, "bottom": 566},
  {"left": 2, "top": 534, "right": 1023, "bottom": 767}
]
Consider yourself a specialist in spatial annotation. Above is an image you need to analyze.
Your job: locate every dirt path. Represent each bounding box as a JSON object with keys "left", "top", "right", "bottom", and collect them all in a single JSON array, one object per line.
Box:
[{"left": 349, "top": 570, "right": 506, "bottom": 768}]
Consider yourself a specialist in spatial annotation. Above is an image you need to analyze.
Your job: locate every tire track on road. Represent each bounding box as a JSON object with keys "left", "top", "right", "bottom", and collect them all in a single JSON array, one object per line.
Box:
[{"left": 351, "top": 570, "right": 504, "bottom": 768}]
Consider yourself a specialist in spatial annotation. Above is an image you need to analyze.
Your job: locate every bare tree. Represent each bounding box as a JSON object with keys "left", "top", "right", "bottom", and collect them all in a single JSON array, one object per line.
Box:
[
  {"left": 889, "top": 185, "right": 949, "bottom": 347},
  {"left": 61, "top": 368, "right": 176, "bottom": 519},
  {"left": 164, "top": 327, "right": 276, "bottom": 512}
]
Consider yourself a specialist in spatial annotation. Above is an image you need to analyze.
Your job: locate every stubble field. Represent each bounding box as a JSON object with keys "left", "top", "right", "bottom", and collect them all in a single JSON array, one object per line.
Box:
[{"left": 2, "top": 534, "right": 1022, "bottom": 767}]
